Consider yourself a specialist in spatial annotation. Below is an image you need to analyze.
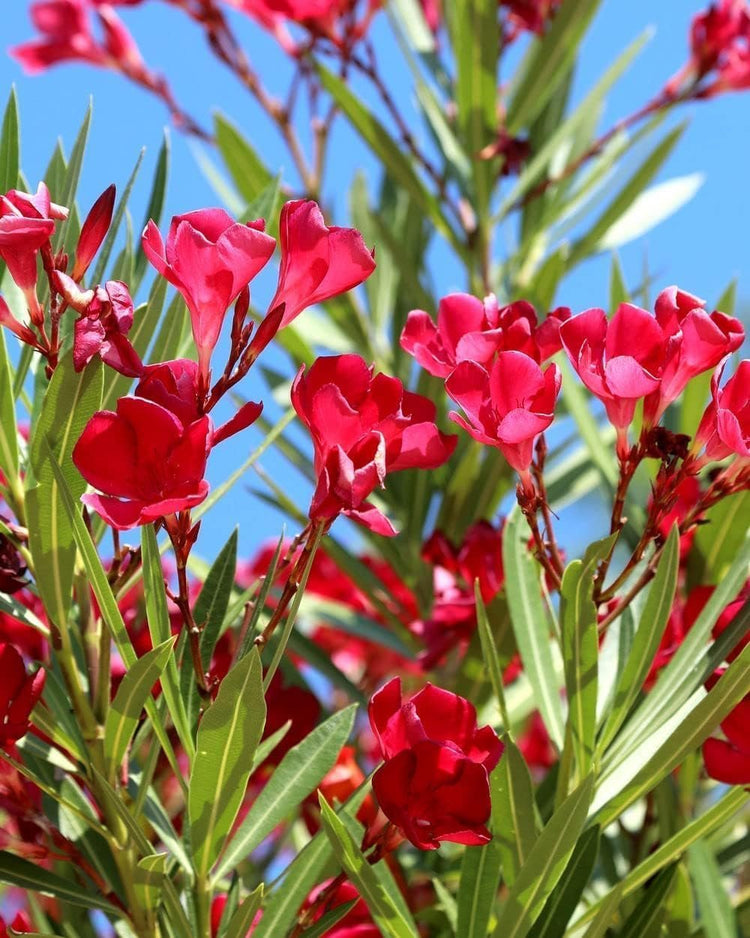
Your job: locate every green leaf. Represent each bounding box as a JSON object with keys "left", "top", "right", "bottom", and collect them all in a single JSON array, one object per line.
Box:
[
  {"left": 0, "top": 850, "right": 120, "bottom": 915},
  {"left": 618, "top": 866, "right": 676, "bottom": 938},
  {"left": 490, "top": 738, "right": 539, "bottom": 888},
  {"left": 688, "top": 840, "right": 736, "bottom": 938},
  {"left": 319, "top": 798, "right": 419, "bottom": 938},
  {"left": 692, "top": 491, "right": 750, "bottom": 583},
  {"left": 528, "top": 826, "right": 600, "bottom": 938},
  {"left": 0, "top": 328, "right": 19, "bottom": 486},
  {"left": 104, "top": 638, "right": 175, "bottom": 775},
  {"left": 133, "top": 852, "right": 167, "bottom": 917},
  {"left": 597, "top": 526, "right": 679, "bottom": 753},
  {"left": 599, "top": 173, "right": 703, "bottom": 251},
  {"left": 196, "top": 528, "right": 238, "bottom": 669},
  {"left": 456, "top": 839, "right": 503, "bottom": 938},
  {"left": 609, "top": 253, "right": 630, "bottom": 308},
  {"left": 579, "top": 883, "right": 623, "bottom": 937},
  {"left": 190, "top": 649, "right": 266, "bottom": 881},
  {"left": 502, "top": 507, "right": 565, "bottom": 748},
  {"left": 53, "top": 102, "right": 93, "bottom": 256},
  {"left": 134, "top": 130, "right": 171, "bottom": 288},
  {"left": 475, "top": 584, "right": 509, "bottom": 727},
  {"left": 0, "top": 87, "right": 19, "bottom": 194},
  {"left": 141, "top": 524, "right": 194, "bottom": 760},
  {"left": 492, "top": 775, "right": 594, "bottom": 937},
  {"left": 89, "top": 149, "right": 144, "bottom": 285},
  {"left": 507, "top": 0, "right": 602, "bottom": 133},
  {"left": 390, "top": 0, "right": 436, "bottom": 53},
  {"left": 26, "top": 355, "right": 103, "bottom": 627},
  {"left": 224, "top": 885, "right": 264, "bottom": 938},
  {"left": 560, "top": 538, "right": 611, "bottom": 779},
  {"left": 213, "top": 705, "right": 357, "bottom": 882},
  {"left": 298, "top": 901, "right": 358, "bottom": 938},
  {"left": 214, "top": 113, "right": 273, "bottom": 206},
  {"left": 314, "top": 62, "right": 465, "bottom": 258}
]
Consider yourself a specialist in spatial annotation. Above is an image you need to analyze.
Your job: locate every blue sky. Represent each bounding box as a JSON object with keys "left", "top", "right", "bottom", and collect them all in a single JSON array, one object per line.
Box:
[{"left": 1, "top": 1, "right": 748, "bottom": 560}]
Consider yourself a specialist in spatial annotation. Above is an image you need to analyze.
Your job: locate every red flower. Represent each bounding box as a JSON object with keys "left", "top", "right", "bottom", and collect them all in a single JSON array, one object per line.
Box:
[
  {"left": 703, "top": 675, "right": 750, "bottom": 785},
  {"left": 142, "top": 209, "right": 275, "bottom": 381},
  {"left": 72, "top": 183, "right": 115, "bottom": 280},
  {"left": 268, "top": 200, "right": 375, "bottom": 328},
  {"left": 696, "top": 359, "right": 750, "bottom": 461},
  {"left": 0, "top": 183, "right": 62, "bottom": 297},
  {"left": 292, "top": 354, "right": 456, "bottom": 535},
  {"left": 688, "top": 0, "right": 750, "bottom": 96},
  {"left": 230, "top": 0, "right": 381, "bottom": 51},
  {"left": 0, "top": 644, "right": 45, "bottom": 747},
  {"left": 73, "top": 370, "right": 213, "bottom": 529},
  {"left": 303, "top": 745, "right": 377, "bottom": 834},
  {"left": 560, "top": 303, "right": 665, "bottom": 438},
  {"left": 503, "top": 0, "right": 562, "bottom": 37},
  {"left": 303, "top": 880, "right": 379, "bottom": 937},
  {"left": 446, "top": 351, "right": 560, "bottom": 479},
  {"left": 12, "top": 1, "right": 144, "bottom": 74}
]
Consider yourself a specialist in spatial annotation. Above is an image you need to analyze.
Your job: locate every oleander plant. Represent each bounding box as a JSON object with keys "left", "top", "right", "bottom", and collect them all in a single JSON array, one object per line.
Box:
[{"left": 0, "top": 1, "right": 748, "bottom": 936}]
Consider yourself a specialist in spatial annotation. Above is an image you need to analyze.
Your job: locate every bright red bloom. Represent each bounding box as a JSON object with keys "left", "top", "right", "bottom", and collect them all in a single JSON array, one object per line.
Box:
[
  {"left": 703, "top": 673, "right": 750, "bottom": 784},
  {"left": 12, "top": 1, "right": 145, "bottom": 74},
  {"left": 292, "top": 354, "right": 456, "bottom": 535},
  {"left": 0, "top": 644, "right": 45, "bottom": 747},
  {"left": 696, "top": 360, "right": 750, "bottom": 461},
  {"left": 370, "top": 677, "right": 503, "bottom": 770},
  {"left": 142, "top": 209, "right": 276, "bottom": 381},
  {"left": 73, "top": 372, "right": 213, "bottom": 529},
  {"left": 503, "top": 0, "right": 562, "bottom": 37},
  {"left": 231, "top": 0, "right": 381, "bottom": 51},
  {"left": 517, "top": 712, "right": 556, "bottom": 774},
  {"left": 303, "top": 880, "right": 379, "bottom": 937},
  {"left": 446, "top": 351, "right": 560, "bottom": 477},
  {"left": 0, "top": 183, "right": 63, "bottom": 295},
  {"left": 688, "top": 0, "right": 750, "bottom": 96},
  {"left": 268, "top": 200, "right": 375, "bottom": 328},
  {"left": 560, "top": 303, "right": 665, "bottom": 434},
  {"left": 423, "top": 520, "right": 505, "bottom": 605}
]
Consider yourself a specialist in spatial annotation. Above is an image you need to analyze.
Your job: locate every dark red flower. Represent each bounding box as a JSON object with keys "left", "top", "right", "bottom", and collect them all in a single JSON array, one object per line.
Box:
[
  {"left": 292, "top": 354, "right": 456, "bottom": 535},
  {"left": 72, "top": 183, "right": 115, "bottom": 280},
  {"left": 703, "top": 674, "right": 750, "bottom": 784},
  {"left": 303, "top": 879, "right": 380, "bottom": 937},
  {"left": 0, "top": 644, "right": 45, "bottom": 747},
  {"left": 696, "top": 359, "right": 750, "bottom": 462}
]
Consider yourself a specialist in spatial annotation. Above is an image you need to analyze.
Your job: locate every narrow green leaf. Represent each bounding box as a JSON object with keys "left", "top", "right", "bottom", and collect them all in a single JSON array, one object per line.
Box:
[
  {"left": 491, "top": 739, "right": 540, "bottom": 887},
  {"left": 0, "top": 87, "right": 20, "bottom": 192},
  {"left": 618, "top": 866, "right": 676, "bottom": 938},
  {"left": 298, "top": 901, "right": 358, "bottom": 938},
  {"left": 528, "top": 826, "right": 600, "bottom": 938},
  {"left": 475, "top": 583, "right": 509, "bottom": 727},
  {"left": 90, "top": 148, "right": 144, "bottom": 285},
  {"left": 26, "top": 356, "right": 102, "bottom": 627},
  {"left": 692, "top": 491, "right": 750, "bottom": 583},
  {"left": 456, "top": 839, "right": 503, "bottom": 938},
  {"left": 598, "top": 526, "right": 679, "bottom": 753},
  {"left": 134, "top": 130, "right": 170, "bottom": 287},
  {"left": 104, "top": 638, "right": 175, "bottom": 774},
  {"left": 133, "top": 852, "right": 166, "bottom": 916},
  {"left": 214, "top": 113, "right": 272, "bottom": 205},
  {"left": 314, "top": 62, "right": 465, "bottom": 258},
  {"left": 609, "top": 254, "right": 630, "bottom": 308},
  {"left": 390, "top": 0, "right": 436, "bottom": 53},
  {"left": 579, "top": 883, "right": 623, "bottom": 937},
  {"left": 0, "top": 850, "right": 120, "bottom": 915},
  {"left": 492, "top": 775, "right": 594, "bottom": 937},
  {"left": 507, "top": 0, "right": 602, "bottom": 133},
  {"left": 319, "top": 798, "right": 419, "bottom": 938},
  {"left": 0, "top": 328, "right": 19, "bottom": 484},
  {"left": 224, "top": 885, "right": 264, "bottom": 938},
  {"left": 190, "top": 649, "right": 266, "bottom": 880},
  {"left": 688, "top": 840, "right": 736, "bottom": 938},
  {"left": 141, "top": 524, "right": 194, "bottom": 760},
  {"left": 214, "top": 705, "right": 357, "bottom": 882},
  {"left": 53, "top": 102, "right": 93, "bottom": 255},
  {"left": 502, "top": 507, "right": 565, "bottom": 748},
  {"left": 196, "top": 528, "right": 238, "bottom": 668}
]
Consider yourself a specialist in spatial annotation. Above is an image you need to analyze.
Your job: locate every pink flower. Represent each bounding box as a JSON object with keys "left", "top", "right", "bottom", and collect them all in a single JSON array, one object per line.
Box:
[
  {"left": 230, "top": 0, "right": 381, "bottom": 51},
  {"left": 0, "top": 185, "right": 59, "bottom": 295},
  {"left": 291, "top": 354, "right": 456, "bottom": 535},
  {"left": 72, "top": 183, "right": 115, "bottom": 280},
  {"left": 268, "top": 200, "right": 375, "bottom": 328},
  {"left": 446, "top": 351, "right": 561, "bottom": 478},
  {"left": 12, "top": 1, "right": 144, "bottom": 75},
  {"left": 142, "top": 209, "right": 276, "bottom": 382},
  {"left": 695, "top": 360, "right": 750, "bottom": 461}
]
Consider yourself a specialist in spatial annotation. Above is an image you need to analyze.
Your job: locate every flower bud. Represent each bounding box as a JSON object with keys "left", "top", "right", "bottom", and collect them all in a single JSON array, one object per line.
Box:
[{"left": 72, "top": 184, "right": 115, "bottom": 280}]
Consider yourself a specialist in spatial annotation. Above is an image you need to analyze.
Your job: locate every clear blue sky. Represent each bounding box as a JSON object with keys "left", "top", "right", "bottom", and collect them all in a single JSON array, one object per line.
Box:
[{"left": 2, "top": 1, "right": 748, "bottom": 560}]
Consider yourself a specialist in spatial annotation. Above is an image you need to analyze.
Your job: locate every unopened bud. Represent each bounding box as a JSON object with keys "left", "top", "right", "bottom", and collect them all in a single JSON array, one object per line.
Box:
[{"left": 72, "top": 184, "right": 116, "bottom": 281}]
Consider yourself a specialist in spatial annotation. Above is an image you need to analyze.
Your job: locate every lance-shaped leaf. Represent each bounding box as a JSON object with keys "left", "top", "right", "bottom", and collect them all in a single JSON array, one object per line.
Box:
[
  {"left": 223, "top": 885, "right": 264, "bottom": 938},
  {"left": 104, "top": 637, "right": 175, "bottom": 775},
  {"left": 528, "top": 826, "right": 600, "bottom": 938},
  {"left": 197, "top": 528, "right": 238, "bottom": 668},
  {"left": 618, "top": 866, "right": 676, "bottom": 938},
  {"left": 319, "top": 798, "right": 418, "bottom": 938},
  {"left": 0, "top": 328, "right": 18, "bottom": 488},
  {"left": 502, "top": 507, "right": 565, "bottom": 748},
  {"left": 456, "top": 839, "right": 503, "bottom": 938},
  {"left": 491, "top": 738, "right": 539, "bottom": 887},
  {"left": 491, "top": 775, "right": 594, "bottom": 937},
  {"left": 475, "top": 584, "right": 510, "bottom": 727},
  {"left": 134, "top": 129, "right": 170, "bottom": 288},
  {"left": 692, "top": 491, "right": 750, "bottom": 584},
  {"left": 0, "top": 850, "right": 120, "bottom": 914},
  {"left": 688, "top": 840, "right": 736, "bottom": 938},
  {"left": 52, "top": 102, "right": 92, "bottom": 256},
  {"left": 215, "top": 113, "right": 273, "bottom": 207},
  {"left": 0, "top": 87, "right": 19, "bottom": 193},
  {"left": 90, "top": 149, "right": 144, "bottom": 285},
  {"left": 26, "top": 355, "right": 103, "bottom": 628},
  {"left": 213, "top": 705, "right": 357, "bottom": 882},
  {"left": 189, "top": 648, "right": 266, "bottom": 881},
  {"left": 597, "top": 526, "right": 679, "bottom": 753},
  {"left": 133, "top": 853, "right": 166, "bottom": 924}
]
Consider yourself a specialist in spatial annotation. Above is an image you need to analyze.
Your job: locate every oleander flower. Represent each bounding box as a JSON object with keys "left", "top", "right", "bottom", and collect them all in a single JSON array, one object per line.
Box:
[
  {"left": 292, "top": 354, "right": 456, "bottom": 535},
  {"left": 695, "top": 360, "right": 750, "bottom": 461},
  {"left": 0, "top": 644, "right": 45, "bottom": 748}
]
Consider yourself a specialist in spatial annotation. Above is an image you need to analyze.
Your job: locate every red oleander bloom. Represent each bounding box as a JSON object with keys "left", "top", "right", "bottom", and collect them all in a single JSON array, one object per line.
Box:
[
  {"left": 369, "top": 677, "right": 503, "bottom": 769},
  {"left": 560, "top": 303, "right": 665, "bottom": 437},
  {"left": 231, "top": 0, "right": 381, "bottom": 50},
  {"left": 424, "top": 520, "right": 505, "bottom": 605},
  {"left": 72, "top": 183, "right": 115, "bottom": 279},
  {"left": 303, "top": 745, "right": 377, "bottom": 834},
  {"left": 142, "top": 209, "right": 276, "bottom": 381},
  {"left": 55, "top": 274, "right": 143, "bottom": 376},
  {"left": 0, "top": 183, "right": 62, "bottom": 294},
  {"left": 0, "top": 534, "right": 27, "bottom": 595},
  {"left": 400, "top": 293, "right": 504, "bottom": 378},
  {"left": 0, "top": 644, "right": 45, "bottom": 747},
  {"left": 446, "top": 351, "right": 560, "bottom": 478},
  {"left": 292, "top": 354, "right": 456, "bottom": 535},
  {"left": 12, "top": 0, "right": 144, "bottom": 74},
  {"left": 696, "top": 360, "right": 750, "bottom": 461},
  {"left": 503, "top": 0, "right": 562, "bottom": 37},
  {"left": 646, "top": 287, "right": 744, "bottom": 423},
  {"left": 268, "top": 200, "right": 375, "bottom": 328},
  {"left": 303, "top": 880, "right": 379, "bottom": 937},
  {"left": 703, "top": 675, "right": 750, "bottom": 785},
  {"left": 72, "top": 376, "right": 213, "bottom": 529},
  {"left": 517, "top": 712, "right": 556, "bottom": 774}
]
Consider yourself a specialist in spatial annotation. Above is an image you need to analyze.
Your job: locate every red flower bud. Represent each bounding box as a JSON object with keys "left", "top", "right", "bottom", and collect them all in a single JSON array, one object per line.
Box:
[{"left": 72, "top": 184, "right": 116, "bottom": 280}]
